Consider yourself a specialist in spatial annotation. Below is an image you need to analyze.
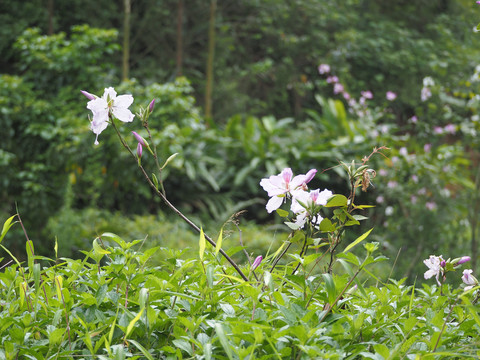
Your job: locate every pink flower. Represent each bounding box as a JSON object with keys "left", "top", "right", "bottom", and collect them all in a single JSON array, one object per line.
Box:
[
  {"left": 260, "top": 168, "right": 317, "bottom": 213},
  {"left": 410, "top": 195, "right": 417, "bottom": 204},
  {"left": 132, "top": 131, "right": 147, "bottom": 147},
  {"left": 361, "top": 91, "right": 373, "bottom": 99},
  {"left": 425, "top": 201, "right": 437, "bottom": 211},
  {"left": 386, "top": 91, "right": 397, "bottom": 101},
  {"left": 387, "top": 181, "right": 398, "bottom": 189},
  {"left": 424, "top": 255, "right": 444, "bottom": 285},
  {"left": 424, "top": 143, "right": 432, "bottom": 153},
  {"left": 326, "top": 76, "right": 339, "bottom": 83},
  {"left": 333, "top": 83, "right": 344, "bottom": 94},
  {"left": 433, "top": 126, "right": 444, "bottom": 134},
  {"left": 462, "top": 269, "right": 478, "bottom": 290},
  {"left": 421, "top": 87, "right": 432, "bottom": 101},
  {"left": 318, "top": 64, "right": 331, "bottom": 74},
  {"left": 444, "top": 123, "right": 456, "bottom": 134},
  {"left": 290, "top": 188, "right": 333, "bottom": 228},
  {"left": 410, "top": 115, "right": 418, "bottom": 124}
]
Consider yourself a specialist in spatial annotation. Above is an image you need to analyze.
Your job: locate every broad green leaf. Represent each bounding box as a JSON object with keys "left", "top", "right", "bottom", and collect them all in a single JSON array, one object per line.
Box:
[
  {"left": 325, "top": 194, "right": 348, "bottom": 208},
  {"left": 215, "top": 227, "right": 223, "bottom": 256},
  {"left": 276, "top": 208, "right": 289, "bottom": 217},
  {"left": 322, "top": 273, "right": 336, "bottom": 304},
  {"left": 319, "top": 218, "right": 335, "bottom": 232},
  {"left": 343, "top": 228, "right": 374, "bottom": 253},
  {"left": 93, "top": 238, "right": 110, "bottom": 255},
  {"left": 199, "top": 227, "right": 206, "bottom": 261}
]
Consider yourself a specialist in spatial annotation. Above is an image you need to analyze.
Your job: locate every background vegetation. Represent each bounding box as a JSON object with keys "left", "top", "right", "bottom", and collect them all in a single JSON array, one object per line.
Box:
[{"left": 1, "top": 0, "right": 480, "bottom": 281}]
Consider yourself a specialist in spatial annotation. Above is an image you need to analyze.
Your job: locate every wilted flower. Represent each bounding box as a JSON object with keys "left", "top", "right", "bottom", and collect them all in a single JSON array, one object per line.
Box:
[
  {"left": 85, "top": 87, "right": 135, "bottom": 145},
  {"left": 386, "top": 91, "right": 397, "bottom": 101},
  {"left": 260, "top": 168, "right": 317, "bottom": 213},
  {"left": 462, "top": 269, "right": 478, "bottom": 290},
  {"left": 424, "top": 255, "right": 444, "bottom": 285}
]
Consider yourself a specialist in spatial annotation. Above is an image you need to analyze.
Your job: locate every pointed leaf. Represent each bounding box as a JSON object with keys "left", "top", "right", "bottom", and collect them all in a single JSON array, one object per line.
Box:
[
  {"left": 199, "top": 227, "right": 206, "bottom": 261},
  {"left": 343, "top": 228, "right": 374, "bottom": 253},
  {"left": 0, "top": 215, "right": 17, "bottom": 244},
  {"left": 215, "top": 228, "right": 223, "bottom": 256}
]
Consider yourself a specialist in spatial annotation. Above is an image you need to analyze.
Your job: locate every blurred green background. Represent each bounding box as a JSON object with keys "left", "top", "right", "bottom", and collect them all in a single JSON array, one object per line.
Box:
[{"left": 1, "top": 0, "right": 479, "bottom": 281}]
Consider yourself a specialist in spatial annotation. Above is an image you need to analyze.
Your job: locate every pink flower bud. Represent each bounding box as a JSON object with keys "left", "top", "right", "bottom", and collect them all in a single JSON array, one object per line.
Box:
[
  {"left": 80, "top": 90, "right": 96, "bottom": 100},
  {"left": 440, "top": 260, "right": 446, "bottom": 268},
  {"left": 458, "top": 256, "right": 471, "bottom": 265},
  {"left": 149, "top": 99, "right": 155, "bottom": 113},
  {"left": 252, "top": 255, "right": 263, "bottom": 270},
  {"left": 137, "top": 142, "right": 143, "bottom": 158},
  {"left": 132, "top": 131, "right": 146, "bottom": 147}
]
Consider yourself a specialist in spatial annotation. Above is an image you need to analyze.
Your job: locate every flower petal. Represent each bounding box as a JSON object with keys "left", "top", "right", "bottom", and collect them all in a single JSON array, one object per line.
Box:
[
  {"left": 114, "top": 94, "right": 134, "bottom": 108},
  {"left": 266, "top": 195, "right": 284, "bottom": 213},
  {"left": 103, "top": 87, "right": 117, "bottom": 101},
  {"left": 112, "top": 106, "right": 135, "bottom": 122}
]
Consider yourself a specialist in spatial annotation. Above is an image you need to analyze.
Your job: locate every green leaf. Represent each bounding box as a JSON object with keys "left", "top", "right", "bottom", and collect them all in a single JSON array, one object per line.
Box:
[
  {"left": 93, "top": 238, "right": 110, "bottom": 255},
  {"left": 152, "top": 173, "right": 159, "bottom": 190},
  {"left": 325, "top": 195, "right": 348, "bottom": 208},
  {"left": 276, "top": 208, "right": 289, "bottom": 217},
  {"left": 214, "top": 227, "right": 223, "bottom": 256},
  {"left": 319, "top": 218, "right": 335, "bottom": 232},
  {"left": 322, "top": 273, "right": 336, "bottom": 304},
  {"left": 26, "top": 240, "right": 34, "bottom": 270},
  {"left": 128, "top": 339, "right": 155, "bottom": 360},
  {"left": 199, "top": 227, "right": 206, "bottom": 261},
  {"left": 0, "top": 215, "right": 17, "bottom": 244},
  {"left": 124, "top": 308, "right": 144, "bottom": 340},
  {"left": 215, "top": 323, "right": 234, "bottom": 360},
  {"left": 161, "top": 152, "right": 179, "bottom": 169},
  {"left": 343, "top": 228, "right": 374, "bottom": 253}
]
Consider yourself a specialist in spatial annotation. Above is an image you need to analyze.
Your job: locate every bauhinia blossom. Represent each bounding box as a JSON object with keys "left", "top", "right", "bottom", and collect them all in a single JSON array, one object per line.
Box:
[
  {"left": 423, "top": 255, "right": 444, "bottom": 285},
  {"left": 85, "top": 87, "right": 135, "bottom": 145},
  {"left": 462, "top": 269, "right": 478, "bottom": 290},
  {"left": 260, "top": 168, "right": 317, "bottom": 213},
  {"left": 291, "top": 188, "right": 333, "bottom": 228}
]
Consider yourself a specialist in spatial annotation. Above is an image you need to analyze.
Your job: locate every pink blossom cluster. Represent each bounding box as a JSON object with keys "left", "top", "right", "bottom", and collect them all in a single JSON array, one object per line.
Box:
[
  {"left": 424, "top": 255, "right": 474, "bottom": 288},
  {"left": 260, "top": 168, "right": 333, "bottom": 228},
  {"left": 317, "top": 63, "right": 397, "bottom": 119}
]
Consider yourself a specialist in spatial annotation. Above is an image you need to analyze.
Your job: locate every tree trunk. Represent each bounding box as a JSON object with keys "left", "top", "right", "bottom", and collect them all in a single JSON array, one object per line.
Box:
[
  {"left": 122, "top": 0, "right": 131, "bottom": 81},
  {"left": 176, "top": 0, "right": 184, "bottom": 77},
  {"left": 47, "top": 0, "right": 54, "bottom": 35},
  {"left": 205, "top": 0, "right": 216, "bottom": 120}
]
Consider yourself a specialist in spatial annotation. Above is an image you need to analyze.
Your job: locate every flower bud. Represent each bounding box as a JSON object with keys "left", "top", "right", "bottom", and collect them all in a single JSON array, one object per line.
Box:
[
  {"left": 440, "top": 260, "right": 446, "bottom": 268},
  {"left": 149, "top": 99, "right": 155, "bottom": 113},
  {"left": 132, "top": 131, "right": 147, "bottom": 147},
  {"left": 252, "top": 255, "right": 263, "bottom": 270},
  {"left": 80, "top": 90, "right": 96, "bottom": 100},
  {"left": 136, "top": 142, "right": 143, "bottom": 159},
  {"left": 457, "top": 256, "right": 471, "bottom": 265}
]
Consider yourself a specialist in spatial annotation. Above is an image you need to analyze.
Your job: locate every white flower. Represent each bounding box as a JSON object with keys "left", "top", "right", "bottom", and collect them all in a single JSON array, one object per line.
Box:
[
  {"left": 86, "top": 87, "right": 135, "bottom": 145},
  {"left": 423, "top": 255, "right": 444, "bottom": 285},
  {"left": 290, "top": 188, "right": 333, "bottom": 228},
  {"left": 462, "top": 269, "right": 478, "bottom": 290},
  {"left": 260, "top": 168, "right": 316, "bottom": 213}
]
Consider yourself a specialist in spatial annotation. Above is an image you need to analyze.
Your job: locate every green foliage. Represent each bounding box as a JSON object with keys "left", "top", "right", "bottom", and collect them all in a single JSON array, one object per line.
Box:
[{"left": 1, "top": 215, "right": 479, "bottom": 358}]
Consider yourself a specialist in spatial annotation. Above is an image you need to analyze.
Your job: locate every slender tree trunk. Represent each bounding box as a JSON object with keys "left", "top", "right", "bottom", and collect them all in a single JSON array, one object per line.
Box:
[
  {"left": 122, "top": 0, "right": 131, "bottom": 81},
  {"left": 176, "top": 0, "right": 184, "bottom": 77},
  {"left": 47, "top": 0, "right": 54, "bottom": 35},
  {"left": 205, "top": 0, "right": 216, "bottom": 120}
]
